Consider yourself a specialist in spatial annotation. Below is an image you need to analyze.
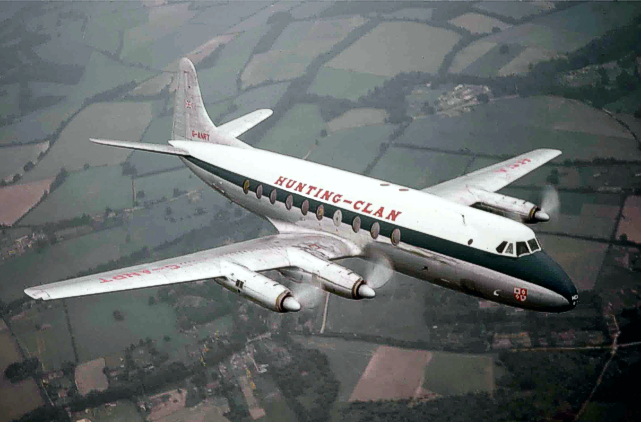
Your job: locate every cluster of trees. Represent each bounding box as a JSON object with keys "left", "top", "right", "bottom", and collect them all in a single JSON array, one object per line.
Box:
[
  {"left": 269, "top": 339, "right": 339, "bottom": 422},
  {"left": 4, "top": 357, "right": 40, "bottom": 383}
]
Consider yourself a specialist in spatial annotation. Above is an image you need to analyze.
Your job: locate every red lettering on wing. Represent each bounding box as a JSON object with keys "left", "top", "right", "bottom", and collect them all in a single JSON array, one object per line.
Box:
[
  {"left": 275, "top": 176, "right": 287, "bottom": 186},
  {"left": 373, "top": 207, "right": 384, "bottom": 218},
  {"left": 306, "top": 186, "right": 317, "bottom": 196},
  {"left": 332, "top": 194, "right": 342, "bottom": 203},
  {"left": 354, "top": 200, "right": 364, "bottom": 210},
  {"left": 295, "top": 182, "right": 306, "bottom": 193},
  {"left": 362, "top": 203, "right": 373, "bottom": 214},
  {"left": 285, "top": 179, "right": 296, "bottom": 189}
]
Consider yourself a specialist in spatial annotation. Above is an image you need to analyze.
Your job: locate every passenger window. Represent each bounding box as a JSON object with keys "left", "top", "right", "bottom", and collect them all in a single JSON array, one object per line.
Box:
[
  {"left": 243, "top": 180, "right": 250, "bottom": 194},
  {"left": 504, "top": 243, "right": 514, "bottom": 255},
  {"left": 301, "top": 199, "right": 309, "bottom": 216},
  {"left": 270, "top": 189, "right": 277, "bottom": 204},
  {"left": 333, "top": 210, "right": 342, "bottom": 227},
  {"left": 391, "top": 228, "right": 401, "bottom": 246},
  {"left": 496, "top": 241, "right": 507, "bottom": 254},
  {"left": 256, "top": 184, "right": 263, "bottom": 199},
  {"left": 352, "top": 216, "right": 361, "bottom": 233},
  {"left": 527, "top": 238, "right": 540, "bottom": 252},
  {"left": 370, "top": 222, "right": 380, "bottom": 239},
  {"left": 285, "top": 194, "right": 293, "bottom": 210},
  {"left": 516, "top": 241, "right": 529, "bottom": 256},
  {"left": 316, "top": 204, "right": 324, "bottom": 220}
]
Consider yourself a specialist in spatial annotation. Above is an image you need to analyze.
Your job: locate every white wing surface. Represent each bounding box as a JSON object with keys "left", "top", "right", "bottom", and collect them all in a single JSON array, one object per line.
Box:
[
  {"left": 90, "top": 138, "right": 190, "bottom": 156},
  {"left": 423, "top": 149, "right": 561, "bottom": 205},
  {"left": 217, "top": 109, "right": 273, "bottom": 139},
  {"left": 24, "top": 233, "right": 357, "bottom": 301}
]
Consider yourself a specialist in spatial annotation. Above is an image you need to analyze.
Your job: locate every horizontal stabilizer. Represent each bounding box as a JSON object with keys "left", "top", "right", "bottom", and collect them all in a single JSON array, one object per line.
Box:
[
  {"left": 90, "top": 138, "right": 190, "bottom": 156},
  {"left": 217, "top": 109, "right": 273, "bottom": 138}
]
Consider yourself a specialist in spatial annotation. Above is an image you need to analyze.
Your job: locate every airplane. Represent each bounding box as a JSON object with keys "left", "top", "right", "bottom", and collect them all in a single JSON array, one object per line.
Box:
[{"left": 24, "top": 57, "right": 578, "bottom": 314}]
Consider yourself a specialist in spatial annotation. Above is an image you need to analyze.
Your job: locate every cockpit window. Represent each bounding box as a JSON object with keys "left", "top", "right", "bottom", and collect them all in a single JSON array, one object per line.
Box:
[
  {"left": 496, "top": 241, "right": 507, "bottom": 254},
  {"left": 516, "top": 241, "right": 529, "bottom": 256},
  {"left": 504, "top": 243, "right": 514, "bottom": 255},
  {"left": 527, "top": 238, "right": 541, "bottom": 252}
]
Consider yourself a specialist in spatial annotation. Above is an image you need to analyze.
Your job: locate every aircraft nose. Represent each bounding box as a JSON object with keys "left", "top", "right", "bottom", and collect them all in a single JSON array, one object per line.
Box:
[{"left": 536, "top": 251, "right": 578, "bottom": 312}]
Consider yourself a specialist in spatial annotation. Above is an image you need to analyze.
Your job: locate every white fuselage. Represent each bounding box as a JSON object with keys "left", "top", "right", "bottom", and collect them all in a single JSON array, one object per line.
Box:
[{"left": 172, "top": 141, "right": 576, "bottom": 312}]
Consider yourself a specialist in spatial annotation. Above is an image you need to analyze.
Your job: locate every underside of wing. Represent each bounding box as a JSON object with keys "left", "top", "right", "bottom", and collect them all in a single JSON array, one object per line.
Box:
[
  {"left": 423, "top": 149, "right": 561, "bottom": 206},
  {"left": 24, "top": 233, "right": 359, "bottom": 301},
  {"left": 217, "top": 109, "right": 273, "bottom": 139}
]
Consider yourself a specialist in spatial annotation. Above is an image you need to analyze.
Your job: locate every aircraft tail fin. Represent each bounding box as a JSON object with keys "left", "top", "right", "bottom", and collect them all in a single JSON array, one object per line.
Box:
[{"left": 172, "top": 58, "right": 251, "bottom": 148}]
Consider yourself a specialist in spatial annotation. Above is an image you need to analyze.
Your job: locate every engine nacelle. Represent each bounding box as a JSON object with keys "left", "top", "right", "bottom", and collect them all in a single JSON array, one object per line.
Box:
[
  {"left": 216, "top": 262, "right": 300, "bottom": 313},
  {"left": 469, "top": 187, "right": 549, "bottom": 224},
  {"left": 286, "top": 250, "right": 375, "bottom": 300}
]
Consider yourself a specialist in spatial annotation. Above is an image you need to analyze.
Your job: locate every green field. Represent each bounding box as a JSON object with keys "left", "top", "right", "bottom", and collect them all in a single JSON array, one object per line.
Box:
[
  {"left": 309, "top": 66, "right": 388, "bottom": 101},
  {"left": 91, "top": 400, "right": 145, "bottom": 422},
  {"left": 328, "top": 22, "right": 460, "bottom": 76},
  {"left": 242, "top": 17, "right": 366, "bottom": 88},
  {"left": 120, "top": 3, "right": 195, "bottom": 65},
  {"left": 395, "top": 96, "right": 638, "bottom": 161},
  {"left": 21, "top": 165, "right": 133, "bottom": 225},
  {"left": 223, "top": 82, "right": 290, "bottom": 123},
  {"left": 21, "top": 101, "right": 153, "bottom": 183},
  {"left": 66, "top": 288, "right": 188, "bottom": 362},
  {"left": 64, "top": 52, "right": 157, "bottom": 105},
  {"left": 197, "top": 25, "right": 270, "bottom": 100},
  {"left": 371, "top": 146, "right": 470, "bottom": 188},
  {"left": 256, "top": 104, "right": 327, "bottom": 158},
  {"left": 290, "top": 1, "right": 332, "bottom": 19},
  {"left": 0, "top": 83, "right": 20, "bottom": 117},
  {"left": 10, "top": 305, "right": 75, "bottom": 371},
  {"left": 81, "top": 2, "right": 148, "bottom": 54},
  {"left": 532, "top": 2, "right": 641, "bottom": 38},
  {"left": 0, "top": 99, "right": 81, "bottom": 146},
  {"left": 460, "top": 42, "right": 526, "bottom": 77},
  {"left": 307, "top": 124, "right": 396, "bottom": 174},
  {"left": 133, "top": 168, "right": 205, "bottom": 202},
  {"left": 0, "top": 142, "right": 48, "bottom": 180},
  {"left": 422, "top": 351, "right": 495, "bottom": 396},
  {"left": 473, "top": 1, "right": 551, "bottom": 20},
  {"left": 382, "top": 7, "right": 434, "bottom": 21}
]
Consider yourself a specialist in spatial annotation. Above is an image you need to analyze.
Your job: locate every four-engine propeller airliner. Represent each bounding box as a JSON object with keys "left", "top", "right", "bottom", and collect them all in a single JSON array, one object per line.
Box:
[{"left": 24, "top": 58, "right": 578, "bottom": 313}]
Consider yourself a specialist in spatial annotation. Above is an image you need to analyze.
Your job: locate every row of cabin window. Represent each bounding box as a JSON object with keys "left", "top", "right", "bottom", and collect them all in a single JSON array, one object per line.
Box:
[{"left": 243, "top": 180, "right": 401, "bottom": 246}]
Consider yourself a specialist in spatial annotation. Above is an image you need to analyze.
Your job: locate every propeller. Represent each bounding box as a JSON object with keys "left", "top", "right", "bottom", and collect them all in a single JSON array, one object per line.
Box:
[
  {"left": 538, "top": 184, "right": 560, "bottom": 221},
  {"left": 290, "top": 278, "right": 325, "bottom": 309},
  {"left": 364, "top": 253, "right": 394, "bottom": 290}
]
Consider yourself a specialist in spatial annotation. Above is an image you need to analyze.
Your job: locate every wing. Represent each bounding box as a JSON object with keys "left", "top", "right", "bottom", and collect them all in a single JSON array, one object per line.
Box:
[
  {"left": 24, "top": 233, "right": 358, "bottom": 301},
  {"left": 422, "top": 149, "right": 561, "bottom": 205},
  {"left": 217, "top": 109, "right": 273, "bottom": 139}
]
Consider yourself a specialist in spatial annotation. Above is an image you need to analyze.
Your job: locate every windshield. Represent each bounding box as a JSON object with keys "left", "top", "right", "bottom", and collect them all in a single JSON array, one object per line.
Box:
[{"left": 496, "top": 238, "right": 541, "bottom": 257}]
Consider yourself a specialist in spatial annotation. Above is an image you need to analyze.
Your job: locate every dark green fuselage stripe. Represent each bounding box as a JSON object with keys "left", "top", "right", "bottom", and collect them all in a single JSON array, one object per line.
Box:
[{"left": 185, "top": 156, "right": 574, "bottom": 299}]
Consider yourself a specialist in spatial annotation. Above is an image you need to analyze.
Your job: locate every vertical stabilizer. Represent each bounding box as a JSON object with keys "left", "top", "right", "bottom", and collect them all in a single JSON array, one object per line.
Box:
[
  {"left": 172, "top": 58, "right": 249, "bottom": 148},
  {"left": 172, "top": 58, "right": 215, "bottom": 141}
]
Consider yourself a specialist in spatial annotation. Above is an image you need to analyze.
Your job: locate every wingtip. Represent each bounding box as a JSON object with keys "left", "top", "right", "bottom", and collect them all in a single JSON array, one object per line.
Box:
[{"left": 24, "top": 288, "right": 50, "bottom": 300}]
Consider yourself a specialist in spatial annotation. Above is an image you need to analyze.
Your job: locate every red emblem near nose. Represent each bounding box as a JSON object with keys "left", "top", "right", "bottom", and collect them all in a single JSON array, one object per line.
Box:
[{"left": 514, "top": 287, "right": 528, "bottom": 302}]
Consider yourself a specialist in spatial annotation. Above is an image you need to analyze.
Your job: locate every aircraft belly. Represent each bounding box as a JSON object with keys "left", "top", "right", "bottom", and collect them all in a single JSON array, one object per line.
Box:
[{"left": 376, "top": 244, "right": 567, "bottom": 310}]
